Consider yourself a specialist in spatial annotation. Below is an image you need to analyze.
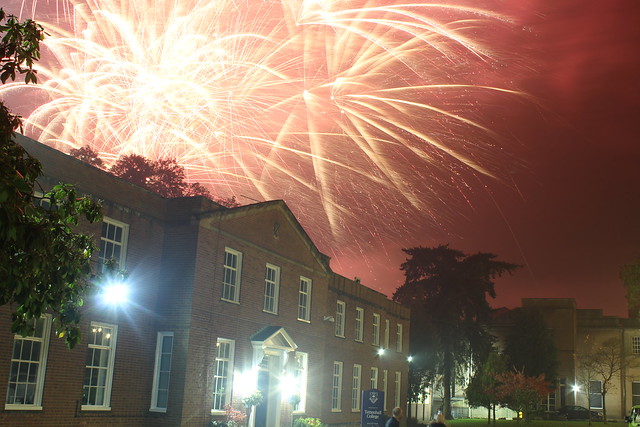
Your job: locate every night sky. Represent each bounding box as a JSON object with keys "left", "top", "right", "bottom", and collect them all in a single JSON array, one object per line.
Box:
[
  {"left": 3, "top": 1, "right": 639, "bottom": 318},
  {"left": 334, "top": 0, "right": 640, "bottom": 317}
]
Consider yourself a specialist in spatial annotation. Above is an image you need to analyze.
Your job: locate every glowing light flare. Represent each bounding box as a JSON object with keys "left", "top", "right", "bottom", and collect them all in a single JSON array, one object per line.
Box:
[
  {"left": 233, "top": 367, "right": 260, "bottom": 397},
  {"left": 279, "top": 372, "right": 300, "bottom": 402},
  {"left": 4, "top": 0, "right": 528, "bottom": 258},
  {"left": 101, "top": 282, "right": 129, "bottom": 305}
]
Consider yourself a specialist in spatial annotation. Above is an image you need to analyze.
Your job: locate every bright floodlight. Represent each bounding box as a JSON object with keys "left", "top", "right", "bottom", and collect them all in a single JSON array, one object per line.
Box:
[
  {"left": 102, "top": 282, "right": 129, "bottom": 305},
  {"left": 407, "top": 355, "right": 414, "bottom": 363},
  {"left": 572, "top": 385, "right": 580, "bottom": 393},
  {"left": 377, "top": 348, "right": 385, "bottom": 356}
]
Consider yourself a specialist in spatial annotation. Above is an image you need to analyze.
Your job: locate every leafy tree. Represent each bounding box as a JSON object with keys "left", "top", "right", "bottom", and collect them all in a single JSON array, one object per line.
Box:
[
  {"left": 466, "top": 351, "right": 507, "bottom": 424},
  {"left": 110, "top": 154, "right": 211, "bottom": 198},
  {"left": 503, "top": 308, "right": 558, "bottom": 383},
  {"left": 393, "top": 244, "right": 519, "bottom": 419},
  {"left": 578, "top": 337, "right": 629, "bottom": 423},
  {"left": 1, "top": 10, "right": 102, "bottom": 348},
  {"left": 0, "top": 9, "right": 43, "bottom": 84},
  {"left": 494, "top": 370, "right": 551, "bottom": 422},
  {"left": 621, "top": 257, "right": 640, "bottom": 318},
  {"left": 69, "top": 145, "right": 104, "bottom": 168},
  {"left": 71, "top": 147, "right": 241, "bottom": 207}
]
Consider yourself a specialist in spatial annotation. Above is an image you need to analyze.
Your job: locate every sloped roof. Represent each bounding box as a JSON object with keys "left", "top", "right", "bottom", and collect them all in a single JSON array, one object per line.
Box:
[
  {"left": 250, "top": 326, "right": 297, "bottom": 351},
  {"left": 196, "top": 199, "right": 332, "bottom": 274}
]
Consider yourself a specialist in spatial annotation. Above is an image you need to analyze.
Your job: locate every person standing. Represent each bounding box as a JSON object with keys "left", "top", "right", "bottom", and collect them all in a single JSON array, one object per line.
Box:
[
  {"left": 430, "top": 413, "right": 446, "bottom": 427},
  {"left": 385, "top": 407, "right": 403, "bottom": 427}
]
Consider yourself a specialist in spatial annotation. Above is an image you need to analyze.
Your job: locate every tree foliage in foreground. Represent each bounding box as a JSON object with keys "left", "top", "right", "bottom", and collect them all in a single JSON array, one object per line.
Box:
[
  {"left": 1, "top": 9, "right": 102, "bottom": 348},
  {"left": 0, "top": 9, "right": 43, "bottom": 84},
  {"left": 393, "top": 244, "right": 519, "bottom": 419}
]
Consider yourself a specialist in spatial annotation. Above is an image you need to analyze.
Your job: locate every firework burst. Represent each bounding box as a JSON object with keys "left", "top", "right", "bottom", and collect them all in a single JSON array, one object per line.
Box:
[{"left": 2, "top": 0, "right": 527, "bottom": 255}]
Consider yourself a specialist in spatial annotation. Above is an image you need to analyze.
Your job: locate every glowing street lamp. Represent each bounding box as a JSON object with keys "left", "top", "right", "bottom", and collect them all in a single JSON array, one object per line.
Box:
[{"left": 101, "top": 281, "right": 129, "bottom": 305}]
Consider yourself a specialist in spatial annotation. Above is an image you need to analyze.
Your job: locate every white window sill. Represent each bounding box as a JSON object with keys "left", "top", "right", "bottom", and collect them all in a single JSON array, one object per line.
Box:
[
  {"left": 4, "top": 404, "right": 43, "bottom": 411},
  {"left": 81, "top": 405, "right": 112, "bottom": 411}
]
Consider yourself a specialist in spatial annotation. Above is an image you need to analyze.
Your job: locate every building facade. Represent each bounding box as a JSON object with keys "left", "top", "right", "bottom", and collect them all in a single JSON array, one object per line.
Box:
[
  {"left": 409, "top": 298, "right": 640, "bottom": 423},
  {"left": 520, "top": 298, "right": 640, "bottom": 421},
  {"left": 0, "top": 135, "right": 410, "bottom": 426}
]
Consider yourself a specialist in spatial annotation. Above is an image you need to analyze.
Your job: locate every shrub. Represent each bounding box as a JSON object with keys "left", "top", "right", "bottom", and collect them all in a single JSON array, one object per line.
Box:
[{"left": 293, "top": 417, "right": 326, "bottom": 427}]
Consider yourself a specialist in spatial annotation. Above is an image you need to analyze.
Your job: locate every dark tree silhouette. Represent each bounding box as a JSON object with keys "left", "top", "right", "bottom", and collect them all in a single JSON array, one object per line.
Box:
[
  {"left": 109, "top": 154, "right": 212, "bottom": 199},
  {"left": 621, "top": 257, "right": 640, "bottom": 318},
  {"left": 69, "top": 145, "right": 104, "bottom": 168},
  {"left": 503, "top": 308, "right": 558, "bottom": 383},
  {"left": 393, "top": 244, "right": 519, "bottom": 420},
  {"left": 71, "top": 146, "right": 241, "bottom": 206}
]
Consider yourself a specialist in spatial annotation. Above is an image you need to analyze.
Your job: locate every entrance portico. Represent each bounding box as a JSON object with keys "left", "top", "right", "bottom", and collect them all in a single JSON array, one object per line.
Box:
[{"left": 250, "top": 326, "right": 298, "bottom": 427}]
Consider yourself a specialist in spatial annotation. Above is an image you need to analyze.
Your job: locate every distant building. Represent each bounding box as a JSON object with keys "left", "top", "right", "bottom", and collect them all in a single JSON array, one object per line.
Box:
[
  {"left": 410, "top": 298, "right": 640, "bottom": 423},
  {"left": 515, "top": 298, "right": 640, "bottom": 421},
  {"left": 0, "top": 135, "right": 409, "bottom": 427}
]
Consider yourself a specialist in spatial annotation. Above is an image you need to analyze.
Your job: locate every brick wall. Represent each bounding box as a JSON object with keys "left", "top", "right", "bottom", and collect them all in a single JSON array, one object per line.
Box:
[{"left": 0, "top": 136, "right": 410, "bottom": 426}]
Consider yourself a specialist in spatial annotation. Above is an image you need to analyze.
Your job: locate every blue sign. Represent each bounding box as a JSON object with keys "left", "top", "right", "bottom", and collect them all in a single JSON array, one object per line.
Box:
[{"left": 361, "top": 389, "right": 384, "bottom": 427}]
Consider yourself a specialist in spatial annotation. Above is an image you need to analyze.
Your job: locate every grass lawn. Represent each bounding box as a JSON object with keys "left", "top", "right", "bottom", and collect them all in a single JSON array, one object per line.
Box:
[{"left": 445, "top": 420, "right": 625, "bottom": 427}]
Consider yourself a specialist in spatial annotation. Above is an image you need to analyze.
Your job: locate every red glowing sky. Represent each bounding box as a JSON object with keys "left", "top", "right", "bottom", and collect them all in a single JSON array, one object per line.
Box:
[
  {"left": 333, "top": 0, "right": 640, "bottom": 317},
  {"left": 3, "top": 1, "right": 639, "bottom": 318}
]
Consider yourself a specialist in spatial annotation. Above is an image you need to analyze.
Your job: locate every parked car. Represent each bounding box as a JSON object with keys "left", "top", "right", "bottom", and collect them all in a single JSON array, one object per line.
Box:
[{"left": 556, "top": 405, "right": 603, "bottom": 421}]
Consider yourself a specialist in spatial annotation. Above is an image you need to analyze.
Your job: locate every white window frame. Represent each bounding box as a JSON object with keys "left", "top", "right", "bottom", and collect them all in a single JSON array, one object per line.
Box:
[
  {"left": 263, "top": 264, "right": 280, "bottom": 314},
  {"left": 542, "top": 390, "right": 556, "bottom": 412},
  {"left": 355, "top": 307, "right": 364, "bottom": 342},
  {"left": 396, "top": 323, "right": 403, "bottom": 352},
  {"left": 589, "top": 380, "right": 603, "bottom": 409},
  {"left": 332, "top": 361, "right": 343, "bottom": 411},
  {"left": 384, "top": 319, "right": 390, "bottom": 349},
  {"left": 372, "top": 314, "right": 380, "bottom": 346},
  {"left": 212, "top": 338, "right": 235, "bottom": 412},
  {"left": 633, "top": 336, "right": 640, "bottom": 354},
  {"left": 293, "top": 352, "right": 308, "bottom": 413},
  {"left": 382, "top": 369, "right": 388, "bottom": 410},
  {"left": 335, "top": 300, "right": 346, "bottom": 338},
  {"left": 297, "top": 277, "right": 312, "bottom": 322},
  {"left": 5, "top": 316, "right": 51, "bottom": 410},
  {"left": 352, "top": 364, "right": 362, "bottom": 412},
  {"left": 99, "top": 217, "right": 129, "bottom": 273},
  {"left": 394, "top": 371, "right": 401, "bottom": 408},
  {"left": 221, "top": 248, "right": 242, "bottom": 303},
  {"left": 150, "top": 332, "right": 174, "bottom": 412},
  {"left": 370, "top": 367, "right": 378, "bottom": 390},
  {"left": 632, "top": 381, "right": 640, "bottom": 406},
  {"left": 82, "top": 322, "right": 118, "bottom": 410},
  {"left": 32, "top": 190, "right": 51, "bottom": 209}
]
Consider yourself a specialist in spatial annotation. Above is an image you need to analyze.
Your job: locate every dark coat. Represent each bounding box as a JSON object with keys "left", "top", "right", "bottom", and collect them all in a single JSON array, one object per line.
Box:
[{"left": 385, "top": 416, "right": 400, "bottom": 427}]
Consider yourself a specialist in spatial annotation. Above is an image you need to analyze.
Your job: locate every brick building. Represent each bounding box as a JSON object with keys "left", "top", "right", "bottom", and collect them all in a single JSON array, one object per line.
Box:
[{"left": 0, "top": 135, "right": 410, "bottom": 426}]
